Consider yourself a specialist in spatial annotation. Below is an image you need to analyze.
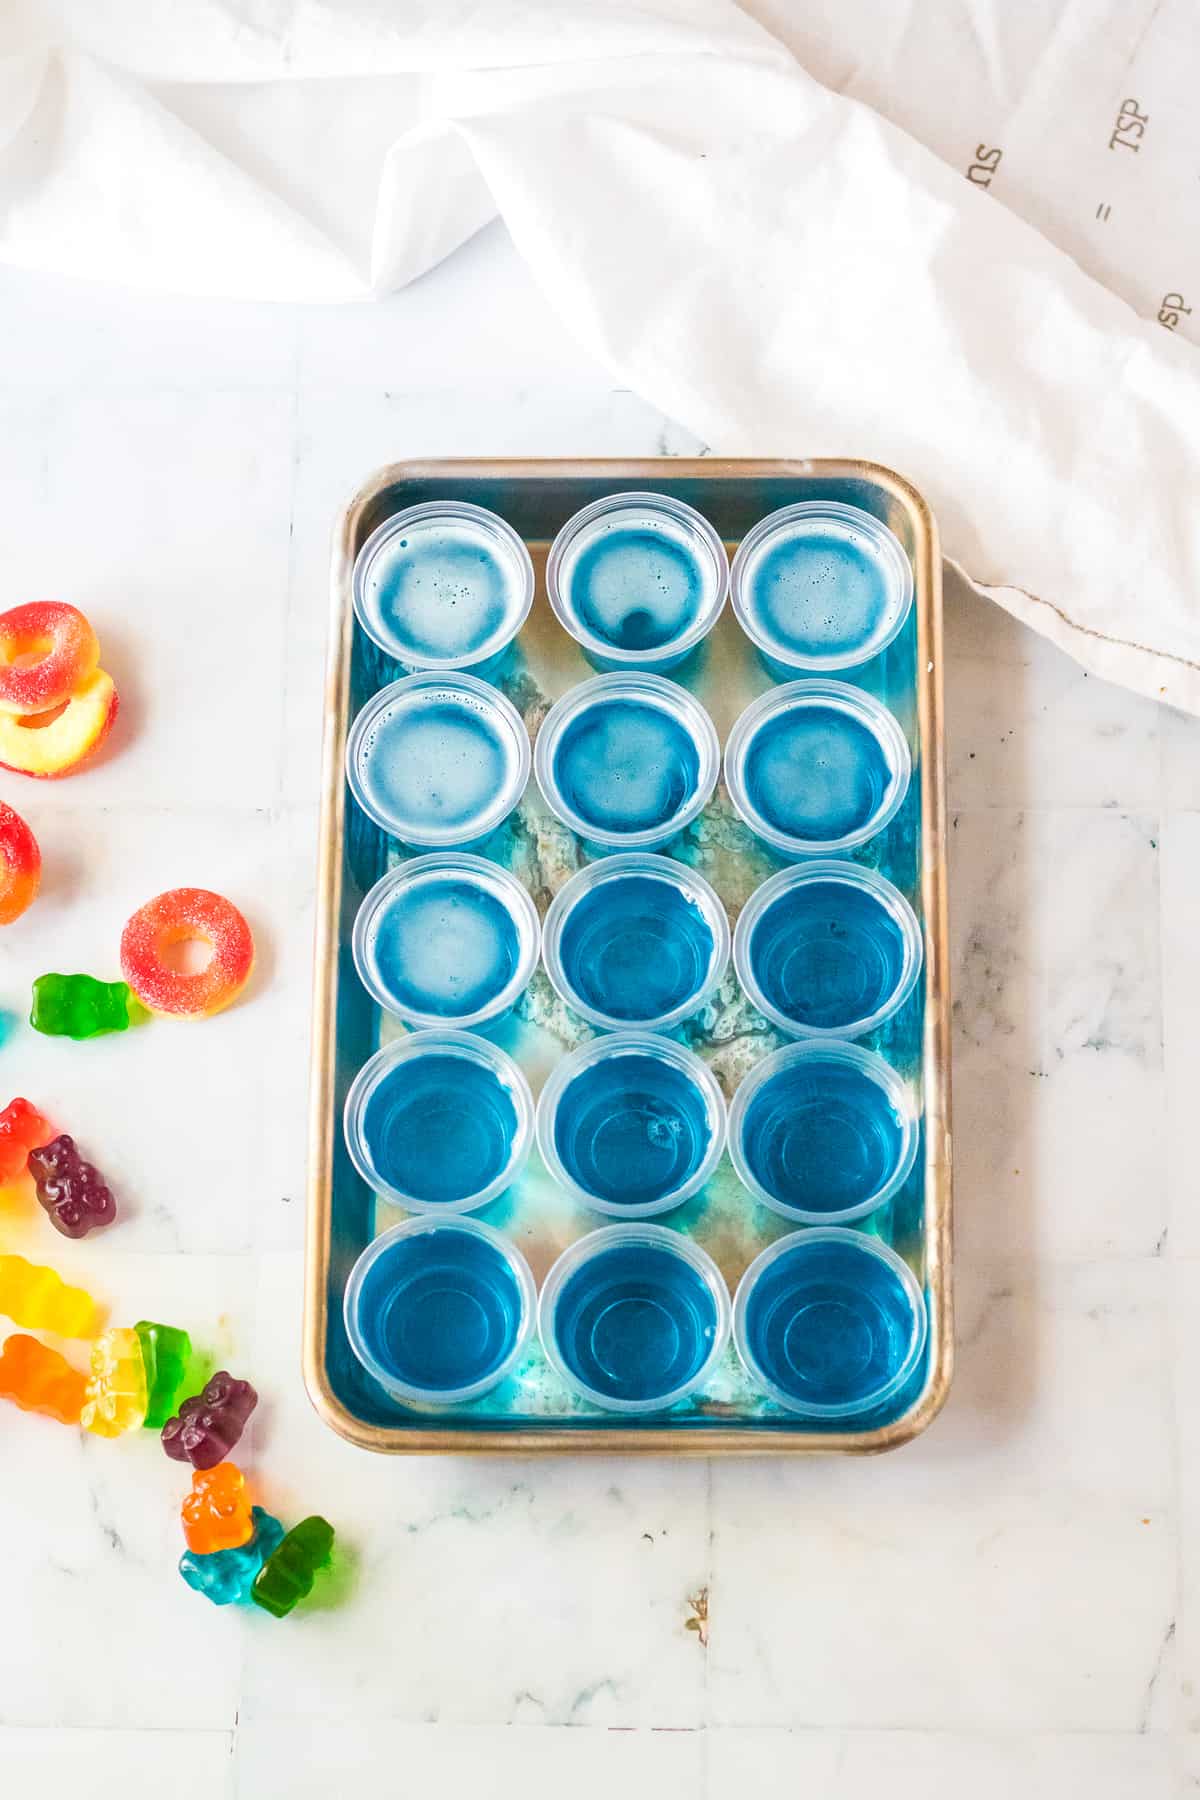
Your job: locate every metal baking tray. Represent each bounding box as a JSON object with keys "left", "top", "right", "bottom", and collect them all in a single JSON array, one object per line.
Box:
[{"left": 304, "top": 459, "right": 951, "bottom": 1454}]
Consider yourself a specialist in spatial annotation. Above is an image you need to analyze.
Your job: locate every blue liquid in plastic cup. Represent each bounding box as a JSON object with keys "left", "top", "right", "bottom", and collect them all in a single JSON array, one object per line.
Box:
[
  {"left": 345, "top": 1215, "right": 537, "bottom": 1406},
  {"left": 730, "top": 502, "right": 913, "bottom": 675},
  {"left": 546, "top": 492, "right": 728, "bottom": 671},
  {"left": 728, "top": 1040, "right": 917, "bottom": 1226},
  {"left": 539, "top": 1223, "right": 730, "bottom": 1413},
  {"left": 534, "top": 672, "right": 719, "bottom": 851},
  {"left": 733, "top": 1227, "right": 926, "bottom": 1418},
  {"left": 344, "top": 1030, "right": 534, "bottom": 1214},
  {"left": 353, "top": 853, "right": 541, "bottom": 1030},
  {"left": 542, "top": 853, "right": 729, "bottom": 1033},
  {"left": 536, "top": 1031, "right": 726, "bottom": 1218},
  {"left": 734, "top": 860, "right": 922, "bottom": 1040},
  {"left": 346, "top": 672, "right": 530, "bottom": 848},
  {"left": 352, "top": 501, "right": 534, "bottom": 673},
  {"left": 724, "top": 680, "right": 911, "bottom": 857}
]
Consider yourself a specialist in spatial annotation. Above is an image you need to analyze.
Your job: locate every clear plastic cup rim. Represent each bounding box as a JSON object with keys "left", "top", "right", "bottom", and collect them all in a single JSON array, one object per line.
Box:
[
  {"left": 351, "top": 500, "right": 535, "bottom": 671},
  {"left": 533, "top": 671, "right": 720, "bottom": 850},
  {"left": 538, "top": 1221, "right": 732, "bottom": 1414},
  {"left": 723, "top": 679, "right": 912, "bottom": 857},
  {"left": 545, "top": 491, "right": 729, "bottom": 668},
  {"left": 352, "top": 852, "right": 542, "bottom": 1030},
  {"left": 541, "top": 852, "right": 731, "bottom": 1034},
  {"left": 344, "top": 1213, "right": 537, "bottom": 1406},
  {"left": 732, "top": 1225, "right": 927, "bottom": 1418},
  {"left": 729, "top": 501, "right": 914, "bottom": 673},
  {"left": 345, "top": 670, "right": 531, "bottom": 848},
  {"left": 733, "top": 859, "right": 923, "bottom": 1041},
  {"left": 343, "top": 1029, "right": 535, "bottom": 1215},
  {"left": 727, "top": 1038, "right": 919, "bottom": 1226},
  {"left": 535, "top": 1029, "right": 728, "bottom": 1218}
]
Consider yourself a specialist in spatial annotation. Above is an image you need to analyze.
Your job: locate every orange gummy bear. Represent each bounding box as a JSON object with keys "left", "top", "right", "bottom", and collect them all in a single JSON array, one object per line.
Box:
[
  {"left": 181, "top": 1461, "right": 254, "bottom": 1553},
  {"left": 0, "top": 1333, "right": 87, "bottom": 1423}
]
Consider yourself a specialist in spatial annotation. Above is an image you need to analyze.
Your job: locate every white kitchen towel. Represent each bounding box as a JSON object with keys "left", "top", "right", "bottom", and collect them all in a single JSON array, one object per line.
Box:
[{"left": 2, "top": 0, "right": 1198, "bottom": 710}]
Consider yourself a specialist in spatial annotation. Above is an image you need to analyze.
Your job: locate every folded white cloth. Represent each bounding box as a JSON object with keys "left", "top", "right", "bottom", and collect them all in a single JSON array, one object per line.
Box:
[{"left": 3, "top": 0, "right": 1197, "bottom": 710}]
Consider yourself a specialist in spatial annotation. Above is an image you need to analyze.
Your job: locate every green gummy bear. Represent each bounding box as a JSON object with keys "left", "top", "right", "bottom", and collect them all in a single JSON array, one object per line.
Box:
[
  {"left": 30, "top": 973, "right": 132, "bottom": 1039},
  {"left": 134, "top": 1320, "right": 193, "bottom": 1429},
  {"left": 250, "top": 1516, "right": 335, "bottom": 1619}
]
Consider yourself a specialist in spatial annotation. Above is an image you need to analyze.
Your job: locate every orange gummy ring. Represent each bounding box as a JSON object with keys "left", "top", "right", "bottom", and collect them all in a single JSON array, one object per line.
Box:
[
  {"left": 0, "top": 802, "right": 41, "bottom": 923},
  {"left": 0, "top": 670, "right": 118, "bottom": 779},
  {"left": 0, "top": 603, "right": 100, "bottom": 716},
  {"left": 120, "top": 887, "right": 254, "bottom": 1018}
]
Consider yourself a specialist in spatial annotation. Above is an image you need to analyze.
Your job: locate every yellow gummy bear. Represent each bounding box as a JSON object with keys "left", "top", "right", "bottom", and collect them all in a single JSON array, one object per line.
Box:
[
  {"left": 0, "top": 1253, "right": 100, "bottom": 1337},
  {"left": 81, "top": 1327, "right": 148, "bottom": 1437}
]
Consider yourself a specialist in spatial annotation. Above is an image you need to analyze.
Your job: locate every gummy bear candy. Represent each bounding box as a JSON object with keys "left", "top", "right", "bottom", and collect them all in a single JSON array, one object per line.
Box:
[
  {"left": 27, "top": 1134, "right": 116, "bottom": 1239},
  {"left": 0, "top": 1333, "right": 87, "bottom": 1423},
  {"left": 31, "top": 973, "right": 132, "bottom": 1039},
  {"left": 179, "top": 1507, "right": 284, "bottom": 1607},
  {"left": 81, "top": 1326, "right": 148, "bottom": 1437},
  {"left": 251, "top": 1516, "right": 335, "bottom": 1619},
  {"left": 0, "top": 1253, "right": 99, "bottom": 1336},
  {"left": 0, "top": 803, "right": 41, "bottom": 924},
  {"left": 0, "top": 1096, "right": 51, "bottom": 1183},
  {"left": 182, "top": 1463, "right": 254, "bottom": 1554},
  {"left": 134, "top": 1320, "right": 193, "bottom": 1429},
  {"left": 161, "top": 1369, "right": 257, "bottom": 1470}
]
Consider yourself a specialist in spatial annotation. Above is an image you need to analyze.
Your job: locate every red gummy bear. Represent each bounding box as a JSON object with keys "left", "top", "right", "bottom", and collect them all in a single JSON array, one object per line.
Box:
[{"left": 0, "top": 1097, "right": 51, "bottom": 1185}]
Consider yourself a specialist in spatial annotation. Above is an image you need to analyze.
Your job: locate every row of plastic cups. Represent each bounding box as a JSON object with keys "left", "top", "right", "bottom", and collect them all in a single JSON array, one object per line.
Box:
[
  {"left": 353, "top": 850, "right": 921, "bottom": 1041},
  {"left": 352, "top": 495, "right": 914, "bottom": 677},
  {"left": 344, "top": 1214, "right": 928, "bottom": 1420},
  {"left": 346, "top": 670, "right": 912, "bottom": 859},
  {"left": 344, "top": 1031, "right": 918, "bottom": 1227}
]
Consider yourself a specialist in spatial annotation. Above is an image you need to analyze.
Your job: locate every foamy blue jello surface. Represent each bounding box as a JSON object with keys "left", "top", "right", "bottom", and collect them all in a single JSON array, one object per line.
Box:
[{"left": 353, "top": 503, "right": 533, "bottom": 668}]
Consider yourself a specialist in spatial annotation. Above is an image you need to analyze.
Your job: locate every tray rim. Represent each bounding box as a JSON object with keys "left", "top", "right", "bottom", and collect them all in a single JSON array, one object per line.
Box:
[{"left": 303, "top": 456, "right": 953, "bottom": 1456}]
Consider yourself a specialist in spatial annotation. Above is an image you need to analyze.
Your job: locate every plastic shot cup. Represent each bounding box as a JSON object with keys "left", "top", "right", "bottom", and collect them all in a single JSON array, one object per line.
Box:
[
  {"left": 546, "top": 491, "right": 728, "bottom": 671},
  {"left": 542, "top": 853, "right": 729, "bottom": 1033},
  {"left": 733, "top": 860, "right": 922, "bottom": 1039},
  {"left": 728, "top": 1040, "right": 918, "bottom": 1226},
  {"left": 344, "top": 1215, "right": 536, "bottom": 1406},
  {"left": 724, "top": 680, "right": 911, "bottom": 857},
  {"left": 344, "top": 1031, "right": 534, "bottom": 1215},
  {"left": 538, "top": 1222, "right": 730, "bottom": 1413},
  {"left": 346, "top": 672, "right": 530, "bottom": 848},
  {"left": 730, "top": 501, "right": 913, "bottom": 675},
  {"left": 733, "top": 1226, "right": 927, "bottom": 1419},
  {"left": 352, "top": 501, "right": 534, "bottom": 673},
  {"left": 536, "top": 1031, "right": 726, "bottom": 1219},
  {"left": 352, "top": 854, "right": 541, "bottom": 1031},
  {"left": 534, "top": 672, "right": 719, "bottom": 851}
]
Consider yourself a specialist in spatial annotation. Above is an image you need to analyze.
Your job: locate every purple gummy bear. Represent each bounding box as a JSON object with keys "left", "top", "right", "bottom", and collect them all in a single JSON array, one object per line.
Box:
[
  {"left": 27, "top": 1134, "right": 117, "bottom": 1239},
  {"left": 161, "top": 1370, "right": 258, "bottom": 1469}
]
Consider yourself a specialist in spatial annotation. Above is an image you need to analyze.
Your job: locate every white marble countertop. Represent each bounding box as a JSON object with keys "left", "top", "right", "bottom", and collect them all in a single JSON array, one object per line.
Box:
[{"left": 0, "top": 223, "right": 1197, "bottom": 1800}]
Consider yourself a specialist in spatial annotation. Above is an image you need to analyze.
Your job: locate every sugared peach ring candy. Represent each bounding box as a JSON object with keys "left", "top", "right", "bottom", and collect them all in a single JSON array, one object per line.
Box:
[
  {"left": 0, "top": 670, "right": 117, "bottom": 779},
  {"left": 0, "top": 603, "right": 99, "bottom": 716},
  {"left": 120, "top": 888, "right": 254, "bottom": 1018},
  {"left": 0, "top": 803, "right": 41, "bottom": 924}
]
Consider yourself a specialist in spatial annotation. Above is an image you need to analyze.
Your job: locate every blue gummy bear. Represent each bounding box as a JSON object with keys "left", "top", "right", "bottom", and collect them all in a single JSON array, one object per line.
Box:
[{"left": 179, "top": 1506, "right": 285, "bottom": 1607}]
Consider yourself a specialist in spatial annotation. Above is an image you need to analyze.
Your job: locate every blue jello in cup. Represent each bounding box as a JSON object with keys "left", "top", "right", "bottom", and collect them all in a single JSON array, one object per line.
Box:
[
  {"left": 344, "top": 1030, "right": 534, "bottom": 1214},
  {"left": 346, "top": 672, "right": 530, "bottom": 848},
  {"left": 724, "top": 680, "right": 910, "bottom": 857},
  {"left": 537, "top": 1031, "right": 726, "bottom": 1218},
  {"left": 542, "top": 853, "right": 729, "bottom": 1033},
  {"left": 733, "top": 1227, "right": 926, "bottom": 1419},
  {"left": 546, "top": 492, "right": 728, "bottom": 671},
  {"left": 345, "top": 1215, "right": 536, "bottom": 1405},
  {"left": 539, "top": 1223, "right": 730, "bottom": 1413},
  {"left": 352, "top": 501, "right": 534, "bottom": 672},
  {"left": 534, "top": 672, "right": 719, "bottom": 851},
  {"left": 729, "top": 1040, "right": 917, "bottom": 1225},
  {"left": 353, "top": 854, "right": 541, "bottom": 1030},
  {"left": 734, "top": 861, "right": 922, "bottom": 1039},
  {"left": 730, "top": 502, "right": 913, "bottom": 674}
]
